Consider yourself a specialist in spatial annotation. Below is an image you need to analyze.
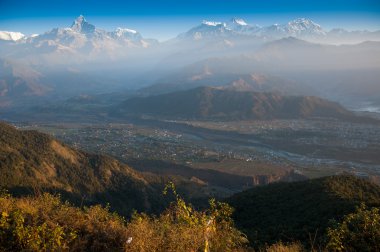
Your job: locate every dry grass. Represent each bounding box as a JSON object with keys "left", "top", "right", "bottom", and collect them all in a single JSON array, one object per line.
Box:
[
  {"left": 265, "top": 242, "right": 304, "bottom": 252},
  {"left": 51, "top": 140, "right": 79, "bottom": 164}
]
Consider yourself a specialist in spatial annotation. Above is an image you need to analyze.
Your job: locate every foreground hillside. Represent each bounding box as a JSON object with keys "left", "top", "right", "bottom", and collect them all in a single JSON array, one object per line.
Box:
[
  {"left": 0, "top": 189, "right": 248, "bottom": 252},
  {"left": 118, "top": 86, "right": 356, "bottom": 121},
  {"left": 227, "top": 175, "right": 380, "bottom": 248},
  {"left": 1, "top": 121, "right": 380, "bottom": 250},
  {"left": 1, "top": 179, "right": 379, "bottom": 251},
  {"left": 0, "top": 122, "right": 162, "bottom": 215}
]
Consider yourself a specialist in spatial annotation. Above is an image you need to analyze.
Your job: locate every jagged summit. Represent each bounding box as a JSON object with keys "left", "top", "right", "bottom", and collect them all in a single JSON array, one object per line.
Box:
[
  {"left": 229, "top": 18, "right": 248, "bottom": 26},
  {"left": 70, "top": 15, "right": 95, "bottom": 34},
  {"left": 226, "top": 18, "right": 257, "bottom": 33},
  {"left": 288, "top": 18, "right": 319, "bottom": 27},
  {"left": 181, "top": 17, "right": 328, "bottom": 40},
  {"left": 111, "top": 27, "right": 142, "bottom": 40},
  {"left": 179, "top": 20, "right": 232, "bottom": 40},
  {"left": 286, "top": 18, "right": 325, "bottom": 36},
  {"left": 115, "top": 27, "right": 137, "bottom": 34}
]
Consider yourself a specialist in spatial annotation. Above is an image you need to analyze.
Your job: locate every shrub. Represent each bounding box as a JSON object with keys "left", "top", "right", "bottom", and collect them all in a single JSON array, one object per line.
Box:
[
  {"left": 124, "top": 182, "right": 248, "bottom": 251},
  {"left": 326, "top": 203, "right": 380, "bottom": 252},
  {"left": 0, "top": 192, "right": 128, "bottom": 251}
]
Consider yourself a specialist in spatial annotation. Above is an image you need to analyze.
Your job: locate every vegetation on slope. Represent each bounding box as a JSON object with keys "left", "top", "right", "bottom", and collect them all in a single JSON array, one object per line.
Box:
[
  {"left": 0, "top": 122, "right": 163, "bottom": 215},
  {"left": 0, "top": 185, "right": 248, "bottom": 252},
  {"left": 227, "top": 175, "right": 380, "bottom": 249},
  {"left": 0, "top": 121, "right": 237, "bottom": 214},
  {"left": 2, "top": 185, "right": 379, "bottom": 251}
]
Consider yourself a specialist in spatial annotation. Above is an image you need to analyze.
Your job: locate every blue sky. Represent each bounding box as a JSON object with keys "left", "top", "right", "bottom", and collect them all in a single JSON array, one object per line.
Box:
[{"left": 1, "top": 0, "right": 379, "bottom": 40}]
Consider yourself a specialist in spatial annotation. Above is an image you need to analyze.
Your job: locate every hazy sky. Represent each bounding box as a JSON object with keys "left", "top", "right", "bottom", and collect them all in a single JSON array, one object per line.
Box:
[{"left": 1, "top": 0, "right": 380, "bottom": 40}]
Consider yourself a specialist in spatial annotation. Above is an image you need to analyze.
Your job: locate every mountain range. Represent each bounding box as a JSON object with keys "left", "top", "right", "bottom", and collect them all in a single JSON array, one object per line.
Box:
[
  {"left": 2, "top": 15, "right": 157, "bottom": 47},
  {"left": 1, "top": 16, "right": 379, "bottom": 65},
  {"left": 3, "top": 16, "right": 379, "bottom": 44},
  {"left": 1, "top": 15, "right": 380, "bottom": 114},
  {"left": 144, "top": 38, "right": 380, "bottom": 109},
  {"left": 178, "top": 17, "right": 328, "bottom": 41}
]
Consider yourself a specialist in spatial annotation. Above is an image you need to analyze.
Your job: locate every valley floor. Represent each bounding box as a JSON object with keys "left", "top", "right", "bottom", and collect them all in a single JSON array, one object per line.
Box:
[{"left": 13, "top": 116, "right": 380, "bottom": 194}]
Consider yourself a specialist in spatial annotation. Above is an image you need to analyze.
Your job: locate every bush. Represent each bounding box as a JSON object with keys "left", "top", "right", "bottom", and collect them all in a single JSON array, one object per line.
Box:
[
  {"left": 125, "top": 182, "right": 248, "bottom": 252},
  {"left": 326, "top": 203, "right": 380, "bottom": 252}
]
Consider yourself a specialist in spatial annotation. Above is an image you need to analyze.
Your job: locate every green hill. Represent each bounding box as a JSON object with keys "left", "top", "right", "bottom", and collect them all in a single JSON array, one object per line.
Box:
[
  {"left": 227, "top": 175, "right": 380, "bottom": 248},
  {"left": 0, "top": 121, "right": 163, "bottom": 215}
]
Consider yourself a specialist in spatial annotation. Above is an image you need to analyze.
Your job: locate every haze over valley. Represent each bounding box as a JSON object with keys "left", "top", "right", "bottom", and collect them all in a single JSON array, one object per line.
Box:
[
  {"left": 1, "top": 15, "right": 380, "bottom": 111},
  {"left": 1, "top": 1, "right": 380, "bottom": 250}
]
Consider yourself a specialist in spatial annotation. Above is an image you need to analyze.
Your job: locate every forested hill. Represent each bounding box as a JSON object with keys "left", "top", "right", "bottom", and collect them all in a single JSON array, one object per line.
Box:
[{"left": 227, "top": 175, "right": 380, "bottom": 247}]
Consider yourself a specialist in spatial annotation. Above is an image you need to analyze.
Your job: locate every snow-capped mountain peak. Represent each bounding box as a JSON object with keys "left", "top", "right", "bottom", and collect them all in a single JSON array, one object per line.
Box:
[
  {"left": 286, "top": 18, "right": 325, "bottom": 36},
  {"left": 288, "top": 18, "right": 319, "bottom": 29},
  {"left": 115, "top": 27, "right": 137, "bottom": 35},
  {"left": 178, "top": 20, "right": 232, "bottom": 40},
  {"left": 0, "top": 31, "right": 25, "bottom": 41},
  {"left": 70, "top": 15, "right": 95, "bottom": 34},
  {"left": 229, "top": 18, "right": 248, "bottom": 26},
  {"left": 202, "top": 20, "right": 226, "bottom": 27},
  {"left": 226, "top": 18, "right": 259, "bottom": 33},
  {"left": 110, "top": 27, "right": 142, "bottom": 40}
]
